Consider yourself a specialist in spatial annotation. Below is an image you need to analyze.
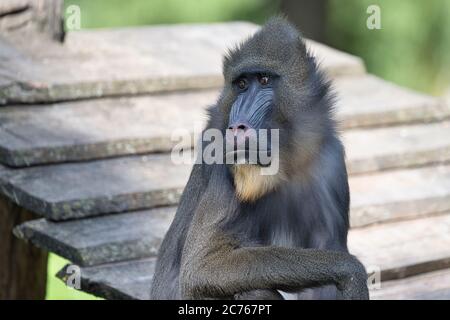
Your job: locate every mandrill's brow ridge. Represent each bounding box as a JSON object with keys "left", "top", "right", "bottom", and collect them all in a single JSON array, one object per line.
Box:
[{"left": 230, "top": 68, "right": 279, "bottom": 83}]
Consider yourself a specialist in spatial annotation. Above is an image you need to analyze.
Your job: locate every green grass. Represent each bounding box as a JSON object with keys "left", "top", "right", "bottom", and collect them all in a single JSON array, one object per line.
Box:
[{"left": 46, "top": 254, "right": 101, "bottom": 300}]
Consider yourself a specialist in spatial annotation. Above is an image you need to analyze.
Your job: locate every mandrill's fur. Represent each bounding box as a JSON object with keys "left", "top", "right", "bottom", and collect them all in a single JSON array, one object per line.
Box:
[
  {"left": 150, "top": 17, "right": 369, "bottom": 300},
  {"left": 232, "top": 165, "right": 283, "bottom": 203}
]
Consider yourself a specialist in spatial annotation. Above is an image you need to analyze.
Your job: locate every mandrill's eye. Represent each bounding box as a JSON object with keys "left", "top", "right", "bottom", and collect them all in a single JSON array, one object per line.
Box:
[
  {"left": 259, "top": 75, "right": 270, "bottom": 86},
  {"left": 237, "top": 78, "right": 248, "bottom": 90}
]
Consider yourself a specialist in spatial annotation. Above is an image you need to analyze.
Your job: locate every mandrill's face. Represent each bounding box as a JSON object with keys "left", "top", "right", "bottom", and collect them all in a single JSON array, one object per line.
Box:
[
  {"left": 211, "top": 18, "right": 335, "bottom": 202},
  {"left": 224, "top": 69, "right": 279, "bottom": 167}
]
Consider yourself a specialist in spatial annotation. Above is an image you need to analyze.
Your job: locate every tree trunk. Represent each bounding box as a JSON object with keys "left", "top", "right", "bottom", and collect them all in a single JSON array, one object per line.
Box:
[
  {"left": 0, "top": 0, "right": 64, "bottom": 42},
  {"left": 0, "top": 195, "right": 48, "bottom": 299},
  {"left": 279, "top": 0, "right": 328, "bottom": 42}
]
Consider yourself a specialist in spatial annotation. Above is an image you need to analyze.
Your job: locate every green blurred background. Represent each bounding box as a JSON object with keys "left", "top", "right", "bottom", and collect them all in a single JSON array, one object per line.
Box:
[{"left": 52, "top": 0, "right": 450, "bottom": 299}]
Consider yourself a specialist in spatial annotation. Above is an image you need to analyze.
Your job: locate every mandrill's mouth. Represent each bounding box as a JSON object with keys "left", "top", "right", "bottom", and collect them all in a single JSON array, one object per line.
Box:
[
  {"left": 224, "top": 128, "right": 274, "bottom": 167},
  {"left": 225, "top": 149, "right": 272, "bottom": 167}
]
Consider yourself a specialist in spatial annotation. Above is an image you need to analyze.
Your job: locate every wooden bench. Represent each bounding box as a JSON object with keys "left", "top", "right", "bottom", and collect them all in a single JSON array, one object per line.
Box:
[{"left": 2, "top": 20, "right": 450, "bottom": 300}]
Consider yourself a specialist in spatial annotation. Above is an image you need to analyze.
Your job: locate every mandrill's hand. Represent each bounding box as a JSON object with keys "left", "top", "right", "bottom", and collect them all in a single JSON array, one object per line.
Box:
[
  {"left": 335, "top": 256, "right": 370, "bottom": 300},
  {"left": 234, "top": 289, "right": 284, "bottom": 300}
]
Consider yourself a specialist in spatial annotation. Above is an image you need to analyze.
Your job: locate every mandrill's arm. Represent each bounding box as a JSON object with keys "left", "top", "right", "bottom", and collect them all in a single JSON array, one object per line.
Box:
[
  {"left": 179, "top": 166, "right": 369, "bottom": 300},
  {"left": 182, "top": 241, "right": 369, "bottom": 300}
]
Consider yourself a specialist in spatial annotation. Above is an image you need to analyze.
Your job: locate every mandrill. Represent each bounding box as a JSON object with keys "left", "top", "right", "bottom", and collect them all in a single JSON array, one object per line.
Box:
[{"left": 150, "top": 17, "right": 369, "bottom": 300}]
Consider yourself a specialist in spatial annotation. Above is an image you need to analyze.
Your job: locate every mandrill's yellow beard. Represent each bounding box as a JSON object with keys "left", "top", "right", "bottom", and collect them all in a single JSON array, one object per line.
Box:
[{"left": 232, "top": 165, "right": 281, "bottom": 203}]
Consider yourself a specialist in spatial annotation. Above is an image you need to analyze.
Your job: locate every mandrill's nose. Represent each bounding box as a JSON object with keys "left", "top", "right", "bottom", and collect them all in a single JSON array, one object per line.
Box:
[
  {"left": 226, "top": 122, "right": 257, "bottom": 151},
  {"left": 228, "top": 122, "right": 251, "bottom": 135}
]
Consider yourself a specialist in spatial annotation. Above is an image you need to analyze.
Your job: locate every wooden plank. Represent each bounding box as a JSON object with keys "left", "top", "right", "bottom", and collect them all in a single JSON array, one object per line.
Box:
[
  {"left": 14, "top": 207, "right": 176, "bottom": 266},
  {"left": 349, "top": 165, "right": 450, "bottom": 227},
  {"left": 370, "top": 269, "right": 450, "bottom": 300},
  {"left": 2, "top": 156, "right": 450, "bottom": 221},
  {"left": 349, "top": 214, "right": 450, "bottom": 281},
  {"left": 344, "top": 121, "right": 450, "bottom": 174},
  {"left": 57, "top": 259, "right": 155, "bottom": 300},
  {"left": 0, "top": 90, "right": 215, "bottom": 167},
  {"left": 0, "top": 154, "right": 191, "bottom": 220},
  {"left": 335, "top": 75, "right": 449, "bottom": 129},
  {"left": 0, "top": 75, "right": 446, "bottom": 167},
  {"left": 0, "top": 22, "right": 365, "bottom": 105}
]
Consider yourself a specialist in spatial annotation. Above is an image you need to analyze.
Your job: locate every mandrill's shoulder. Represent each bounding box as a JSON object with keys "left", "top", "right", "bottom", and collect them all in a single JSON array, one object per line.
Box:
[
  {"left": 311, "top": 134, "right": 350, "bottom": 220},
  {"left": 314, "top": 133, "right": 348, "bottom": 181}
]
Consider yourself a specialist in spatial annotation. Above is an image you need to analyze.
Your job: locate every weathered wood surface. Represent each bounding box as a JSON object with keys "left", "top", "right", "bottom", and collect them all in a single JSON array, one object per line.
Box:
[
  {"left": 0, "top": 22, "right": 365, "bottom": 105},
  {"left": 57, "top": 259, "right": 156, "bottom": 300},
  {"left": 0, "top": 90, "right": 215, "bottom": 167},
  {"left": 56, "top": 260, "right": 450, "bottom": 300},
  {"left": 349, "top": 214, "right": 450, "bottom": 281},
  {"left": 0, "top": 75, "right": 446, "bottom": 167},
  {"left": 14, "top": 207, "right": 176, "bottom": 266},
  {"left": 349, "top": 165, "right": 450, "bottom": 227},
  {"left": 2, "top": 153, "right": 450, "bottom": 221},
  {"left": 0, "top": 195, "right": 47, "bottom": 299},
  {"left": 370, "top": 269, "right": 450, "bottom": 300},
  {"left": 335, "top": 75, "right": 449, "bottom": 128},
  {"left": 16, "top": 199, "right": 450, "bottom": 271},
  {"left": 0, "top": 154, "right": 190, "bottom": 220},
  {"left": 344, "top": 121, "right": 450, "bottom": 174}
]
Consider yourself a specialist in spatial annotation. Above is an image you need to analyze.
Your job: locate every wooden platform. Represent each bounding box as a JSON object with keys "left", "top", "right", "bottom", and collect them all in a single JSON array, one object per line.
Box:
[
  {"left": 2, "top": 21, "right": 450, "bottom": 300},
  {"left": 0, "top": 23, "right": 364, "bottom": 105}
]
